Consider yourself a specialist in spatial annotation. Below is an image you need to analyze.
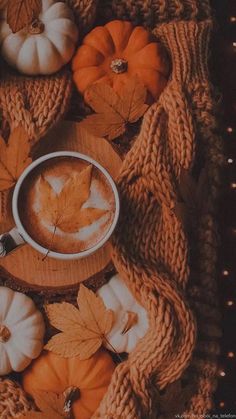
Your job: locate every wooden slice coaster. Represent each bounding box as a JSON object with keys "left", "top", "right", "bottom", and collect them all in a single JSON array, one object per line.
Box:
[{"left": 0, "top": 122, "right": 122, "bottom": 288}]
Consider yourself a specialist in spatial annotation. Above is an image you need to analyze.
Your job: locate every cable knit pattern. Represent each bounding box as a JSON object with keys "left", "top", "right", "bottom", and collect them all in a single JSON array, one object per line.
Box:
[
  {"left": 92, "top": 14, "right": 222, "bottom": 419},
  {"left": 0, "top": 1, "right": 222, "bottom": 418}
]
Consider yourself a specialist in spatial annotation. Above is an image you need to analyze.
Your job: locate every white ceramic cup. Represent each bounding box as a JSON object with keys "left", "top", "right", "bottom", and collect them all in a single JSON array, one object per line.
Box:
[{"left": 0, "top": 151, "right": 120, "bottom": 260}]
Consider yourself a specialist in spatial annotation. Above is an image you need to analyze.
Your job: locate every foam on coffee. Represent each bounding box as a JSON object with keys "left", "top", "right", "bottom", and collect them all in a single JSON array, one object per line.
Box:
[{"left": 18, "top": 157, "right": 116, "bottom": 254}]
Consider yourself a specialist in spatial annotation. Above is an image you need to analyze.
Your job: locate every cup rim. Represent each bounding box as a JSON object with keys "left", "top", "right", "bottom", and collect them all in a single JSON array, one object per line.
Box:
[{"left": 12, "top": 151, "right": 120, "bottom": 260}]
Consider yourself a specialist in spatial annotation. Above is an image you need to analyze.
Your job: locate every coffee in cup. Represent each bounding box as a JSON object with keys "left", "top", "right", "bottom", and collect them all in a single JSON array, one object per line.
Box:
[
  {"left": 18, "top": 156, "right": 116, "bottom": 254},
  {"left": 0, "top": 151, "right": 120, "bottom": 260}
]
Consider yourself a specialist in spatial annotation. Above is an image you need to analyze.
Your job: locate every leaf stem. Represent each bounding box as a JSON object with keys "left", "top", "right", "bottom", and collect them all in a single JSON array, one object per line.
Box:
[
  {"left": 42, "top": 225, "right": 56, "bottom": 261},
  {"left": 102, "top": 335, "right": 123, "bottom": 363}
]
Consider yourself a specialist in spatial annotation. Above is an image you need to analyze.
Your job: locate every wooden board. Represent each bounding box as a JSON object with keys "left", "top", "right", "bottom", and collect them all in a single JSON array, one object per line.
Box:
[{"left": 0, "top": 121, "right": 122, "bottom": 287}]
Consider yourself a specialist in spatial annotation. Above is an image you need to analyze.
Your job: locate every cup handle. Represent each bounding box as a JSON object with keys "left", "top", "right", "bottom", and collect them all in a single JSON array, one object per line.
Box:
[{"left": 0, "top": 227, "right": 25, "bottom": 257}]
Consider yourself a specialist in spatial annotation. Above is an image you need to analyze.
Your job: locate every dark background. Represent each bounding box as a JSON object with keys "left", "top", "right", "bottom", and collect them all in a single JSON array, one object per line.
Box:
[{"left": 210, "top": 0, "right": 236, "bottom": 413}]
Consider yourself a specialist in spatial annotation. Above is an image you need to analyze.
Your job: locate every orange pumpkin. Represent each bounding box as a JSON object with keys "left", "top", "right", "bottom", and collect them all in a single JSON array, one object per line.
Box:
[
  {"left": 72, "top": 20, "right": 170, "bottom": 100},
  {"left": 22, "top": 350, "right": 115, "bottom": 419}
]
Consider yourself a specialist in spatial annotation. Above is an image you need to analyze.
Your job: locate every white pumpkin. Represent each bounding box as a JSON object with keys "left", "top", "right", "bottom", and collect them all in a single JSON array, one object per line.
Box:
[
  {"left": 97, "top": 274, "right": 149, "bottom": 353},
  {"left": 0, "top": 286, "right": 45, "bottom": 376},
  {"left": 0, "top": 0, "right": 78, "bottom": 75}
]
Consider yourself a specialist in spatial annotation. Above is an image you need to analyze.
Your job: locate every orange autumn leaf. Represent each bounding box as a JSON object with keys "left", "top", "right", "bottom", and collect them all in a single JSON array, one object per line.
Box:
[
  {"left": 38, "top": 165, "right": 107, "bottom": 233},
  {"left": 7, "top": 0, "right": 42, "bottom": 33},
  {"left": 45, "top": 285, "right": 114, "bottom": 359},
  {"left": 18, "top": 391, "right": 66, "bottom": 419},
  {"left": 0, "top": 126, "right": 32, "bottom": 192},
  {"left": 80, "top": 77, "right": 149, "bottom": 141}
]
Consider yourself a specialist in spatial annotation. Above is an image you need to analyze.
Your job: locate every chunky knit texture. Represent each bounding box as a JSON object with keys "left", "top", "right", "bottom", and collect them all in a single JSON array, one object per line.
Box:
[
  {"left": 0, "top": 0, "right": 223, "bottom": 418},
  {"left": 0, "top": 69, "right": 72, "bottom": 142},
  {"left": 0, "top": 379, "right": 32, "bottom": 418},
  {"left": 92, "top": 1, "right": 223, "bottom": 418},
  {"left": 0, "top": 0, "right": 97, "bottom": 142},
  {"left": 0, "top": 0, "right": 97, "bottom": 232},
  {"left": 67, "top": 0, "right": 98, "bottom": 30}
]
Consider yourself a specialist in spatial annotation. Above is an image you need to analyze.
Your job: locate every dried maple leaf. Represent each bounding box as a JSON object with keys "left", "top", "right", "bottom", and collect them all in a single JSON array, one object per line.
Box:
[
  {"left": 0, "top": 126, "right": 32, "bottom": 192},
  {"left": 80, "top": 77, "right": 149, "bottom": 141},
  {"left": 45, "top": 284, "right": 114, "bottom": 359},
  {"left": 7, "top": 0, "right": 42, "bottom": 33},
  {"left": 38, "top": 165, "right": 107, "bottom": 234},
  {"left": 174, "top": 167, "right": 210, "bottom": 234},
  {"left": 18, "top": 391, "right": 66, "bottom": 419}
]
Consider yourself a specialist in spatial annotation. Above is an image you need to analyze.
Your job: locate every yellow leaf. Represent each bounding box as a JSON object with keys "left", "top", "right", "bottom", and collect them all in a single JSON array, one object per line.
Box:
[
  {"left": 58, "top": 166, "right": 93, "bottom": 212},
  {"left": 45, "top": 286, "right": 114, "bottom": 360},
  {"left": 38, "top": 175, "right": 58, "bottom": 226},
  {"left": 85, "top": 83, "right": 122, "bottom": 115},
  {"left": 45, "top": 331, "right": 102, "bottom": 359},
  {"left": 80, "top": 77, "right": 149, "bottom": 141},
  {"left": 118, "top": 77, "right": 149, "bottom": 122},
  {"left": 77, "top": 284, "right": 114, "bottom": 336},
  {"left": 45, "top": 302, "right": 85, "bottom": 332},
  {"left": 18, "top": 391, "right": 65, "bottom": 419},
  {"left": 121, "top": 311, "right": 138, "bottom": 335},
  {"left": 38, "top": 165, "right": 108, "bottom": 234},
  {"left": 0, "top": 126, "right": 32, "bottom": 192},
  {"left": 7, "top": 0, "right": 42, "bottom": 33},
  {"left": 33, "top": 392, "right": 65, "bottom": 417},
  {"left": 59, "top": 207, "right": 107, "bottom": 233},
  {"left": 80, "top": 113, "right": 126, "bottom": 141}
]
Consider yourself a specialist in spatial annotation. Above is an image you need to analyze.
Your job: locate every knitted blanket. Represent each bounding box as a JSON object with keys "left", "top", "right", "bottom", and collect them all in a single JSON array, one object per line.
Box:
[{"left": 0, "top": 0, "right": 223, "bottom": 418}]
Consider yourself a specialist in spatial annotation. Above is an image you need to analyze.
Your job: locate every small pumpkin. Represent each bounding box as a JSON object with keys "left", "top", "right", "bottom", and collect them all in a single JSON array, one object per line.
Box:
[
  {"left": 72, "top": 20, "right": 169, "bottom": 100},
  {"left": 22, "top": 350, "right": 115, "bottom": 419},
  {"left": 0, "top": 0, "right": 78, "bottom": 75},
  {"left": 97, "top": 274, "right": 149, "bottom": 353},
  {"left": 0, "top": 286, "right": 45, "bottom": 376}
]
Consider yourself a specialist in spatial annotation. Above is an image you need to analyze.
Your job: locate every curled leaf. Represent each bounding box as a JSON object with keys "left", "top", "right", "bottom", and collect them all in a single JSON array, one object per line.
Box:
[{"left": 121, "top": 311, "right": 138, "bottom": 335}]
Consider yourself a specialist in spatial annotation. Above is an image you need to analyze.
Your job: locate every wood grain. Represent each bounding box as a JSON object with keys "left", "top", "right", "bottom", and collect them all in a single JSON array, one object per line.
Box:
[{"left": 0, "top": 121, "right": 122, "bottom": 287}]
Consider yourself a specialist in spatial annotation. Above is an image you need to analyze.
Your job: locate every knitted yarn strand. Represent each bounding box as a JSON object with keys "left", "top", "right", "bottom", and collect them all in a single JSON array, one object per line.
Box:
[
  {"left": 0, "top": 0, "right": 222, "bottom": 417},
  {"left": 93, "top": 6, "right": 222, "bottom": 418}
]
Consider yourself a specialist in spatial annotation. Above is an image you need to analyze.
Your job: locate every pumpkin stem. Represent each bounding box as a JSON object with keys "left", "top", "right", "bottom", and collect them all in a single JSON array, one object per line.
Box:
[
  {"left": 63, "top": 386, "right": 80, "bottom": 417},
  {"left": 28, "top": 19, "right": 45, "bottom": 35},
  {"left": 110, "top": 58, "right": 128, "bottom": 74},
  {"left": 0, "top": 325, "right": 11, "bottom": 343}
]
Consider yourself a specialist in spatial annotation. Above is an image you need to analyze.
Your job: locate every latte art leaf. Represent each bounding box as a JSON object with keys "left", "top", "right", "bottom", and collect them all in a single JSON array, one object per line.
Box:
[{"left": 38, "top": 165, "right": 108, "bottom": 234}]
